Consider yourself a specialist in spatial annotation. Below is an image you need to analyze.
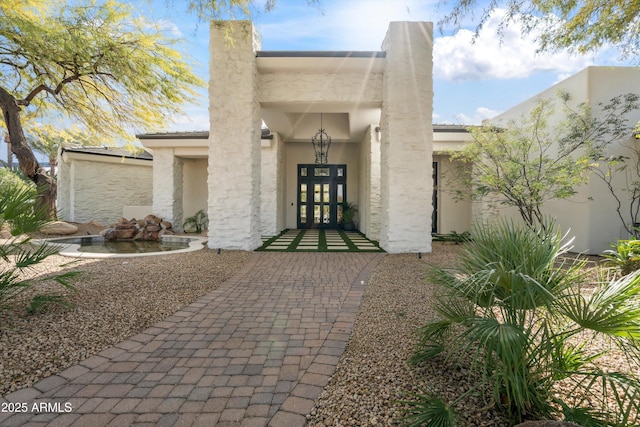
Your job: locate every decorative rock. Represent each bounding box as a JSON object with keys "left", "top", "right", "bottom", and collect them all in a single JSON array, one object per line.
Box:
[
  {"left": 101, "top": 214, "right": 170, "bottom": 242},
  {"left": 40, "top": 221, "right": 79, "bottom": 235},
  {"left": 114, "top": 227, "right": 137, "bottom": 240}
]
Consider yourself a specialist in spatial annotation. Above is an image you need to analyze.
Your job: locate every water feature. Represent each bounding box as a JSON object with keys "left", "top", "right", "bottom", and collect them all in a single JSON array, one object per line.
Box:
[{"left": 43, "top": 235, "right": 207, "bottom": 258}]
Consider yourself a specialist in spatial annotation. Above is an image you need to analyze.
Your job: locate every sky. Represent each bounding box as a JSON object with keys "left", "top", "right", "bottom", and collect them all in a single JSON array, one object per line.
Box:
[
  {"left": 0, "top": 0, "right": 632, "bottom": 165},
  {"left": 124, "top": 0, "right": 630, "bottom": 133}
]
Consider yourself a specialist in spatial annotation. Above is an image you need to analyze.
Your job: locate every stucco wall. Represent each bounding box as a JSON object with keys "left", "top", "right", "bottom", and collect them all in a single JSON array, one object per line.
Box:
[
  {"left": 259, "top": 73, "right": 383, "bottom": 105},
  {"left": 152, "top": 148, "right": 184, "bottom": 227},
  {"left": 261, "top": 134, "right": 284, "bottom": 236},
  {"left": 208, "top": 21, "right": 262, "bottom": 250},
  {"left": 57, "top": 153, "right": 152, "bottom": 225},
  {"left": 359, "top": 125, "right": 381, "bottom": 240},
  {"left": 379, "top": 22, "right": 434, "bottom": 253},
  {"left": 492, "top": 67, "right": 640, "bottom": 253},
  {"left": 433, "top": 154, "right": 472, "bottom": 234},
  {"left": 182, "top": 158, "right": 208, "bottom": 225}
]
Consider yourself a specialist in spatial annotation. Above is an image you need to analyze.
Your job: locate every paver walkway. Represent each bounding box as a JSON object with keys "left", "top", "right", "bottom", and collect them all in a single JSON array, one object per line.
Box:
[{"left": 1, "top": 252, "right": 385, "bottom": 427}]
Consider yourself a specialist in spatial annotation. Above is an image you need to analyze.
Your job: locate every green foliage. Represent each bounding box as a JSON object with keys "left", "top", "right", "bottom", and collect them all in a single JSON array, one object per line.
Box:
[
  {"left": 432, "top": 231, "right": 471, "bottom": 244},
  {"left": 603, "top": 240, "right": 640, "bottom": 276},
  {"left": 589, "top": 94, "right": 640, "bottom": 237},
  {"left": 0, "top": 0, "right": 204, "bottom": 139},
  {"left": 408, "top": 219, "right": 640, "bottom": 425},
  {"left": 183, "top": 209, "right": 208, "bottom": 233},
  {"left": 0, "top": 185, "right": 78, "bottom": 327},
  {"left": 184, "top": 0, "right": 319, "bottom": 20},
  {"left": 399, "top": 389, "right": 458, "bottom": 427},
  {"left": 26, "top": 293, "right": 74, "bottom": 315},
  {"left": 341, "top": 202, "right": 358, "bottom": 223},
  {"left": 0, "top": 168, "right": 35, "bottom": 201},
  {"left": 451, "top": 92, "right": 638, "bottom": 229},
  {"left": 440, "top": 0, "right": 640, "bottom": 60}
]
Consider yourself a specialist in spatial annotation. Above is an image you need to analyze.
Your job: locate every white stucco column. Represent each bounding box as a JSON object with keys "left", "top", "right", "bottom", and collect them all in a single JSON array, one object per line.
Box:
[
  {"left": 260, "top": 133, "right": 284, "bottom": 236},
  {"left": 380, "top": 22, "right": 434, "bottom": 253},
  {"left": 208, "top": 21, "right": 262, "bottom": 250},
  {"left": 152, "top": 148, "right": 183, "bottom": 227},
  {"left": 359, "top": 125, "right": 382, "bottom": 241}
]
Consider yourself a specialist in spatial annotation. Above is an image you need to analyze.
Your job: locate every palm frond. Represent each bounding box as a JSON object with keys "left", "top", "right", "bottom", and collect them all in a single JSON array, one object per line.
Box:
[{"left": 399, "top": 389, "right": 459, "bottom": 427}]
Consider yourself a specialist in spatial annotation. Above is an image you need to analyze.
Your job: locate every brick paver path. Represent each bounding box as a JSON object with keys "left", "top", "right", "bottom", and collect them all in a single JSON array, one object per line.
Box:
[{"left": 1, "top": 252, "right": 384, "bottom": 427}]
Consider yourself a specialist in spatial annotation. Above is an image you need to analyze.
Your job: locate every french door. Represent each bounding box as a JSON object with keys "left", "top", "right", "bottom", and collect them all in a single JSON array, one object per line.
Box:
[{"left": 297, "top": 164, "right": 346, "bottom": 229}]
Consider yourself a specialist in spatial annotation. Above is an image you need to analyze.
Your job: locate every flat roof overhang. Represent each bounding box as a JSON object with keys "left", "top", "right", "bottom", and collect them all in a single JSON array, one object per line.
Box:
[{"left": 256, "top": 51, "right": 386, "bottom": 74}]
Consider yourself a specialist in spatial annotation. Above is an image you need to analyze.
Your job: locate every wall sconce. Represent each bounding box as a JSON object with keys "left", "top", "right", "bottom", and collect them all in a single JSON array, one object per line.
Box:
[{"left": 375, "top": 126, "right": 381, "bottom": 142}]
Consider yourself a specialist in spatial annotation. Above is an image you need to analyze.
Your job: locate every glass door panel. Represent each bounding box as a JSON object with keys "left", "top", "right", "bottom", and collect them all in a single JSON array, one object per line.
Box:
[{"left": 297, "top": 164, "right": 346, "bottom": 229}]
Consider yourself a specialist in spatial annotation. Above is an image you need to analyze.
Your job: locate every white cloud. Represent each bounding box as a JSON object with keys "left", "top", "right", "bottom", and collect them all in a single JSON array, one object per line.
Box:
[
  {"left": 167, "top": 112, "right": 210, "bottom": 132},
  {"left": 433, "top": 9, "right": 593, "bottom": 82},
  {"left": 453, "top": 106, "right": 503, "bottom": 125}
]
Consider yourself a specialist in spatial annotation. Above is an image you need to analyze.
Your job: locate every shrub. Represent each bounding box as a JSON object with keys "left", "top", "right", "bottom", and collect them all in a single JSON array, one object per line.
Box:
[
  {"left": 183, "top": 209, "right": 208, "bottom": 233},
  {"left": 602, "top": 239, "right": 640, "bottom": 276},
  {"left": 0, "top": 185, "right": 77, "bottom": 330},
  {"left": 406, "top": 219, "right": 640, "bottom": 426}
]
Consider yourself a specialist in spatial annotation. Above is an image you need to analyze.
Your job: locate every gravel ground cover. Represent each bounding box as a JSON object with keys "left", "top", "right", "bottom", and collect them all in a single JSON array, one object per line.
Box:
[
  {"left": 0, "top": 227, "right": 248, "bottom": 396},
  {"left": 305, "top": 244, "right": 512, "bottom": 426},
  {"left": 1, "top": 227, "right": 635, "bottom": 426},
  {"left": 305, "top": 244, "right": 631, "bottom": 427}
]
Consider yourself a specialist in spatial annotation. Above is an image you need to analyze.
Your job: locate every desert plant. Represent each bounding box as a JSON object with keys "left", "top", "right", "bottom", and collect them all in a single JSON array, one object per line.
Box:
[
  {"left": 341, "top": 202, "right": 358, "bottom": 223},
  {"left": 0, "top": 185, "right": 77, "bottom": 329},
  {"left": 406, "top": 219, "right": 640, "bottom": 426},
  {"left": 602, "top": 239, "right": 640, "bottom": 276},
  {"left": 183, "top": 209, "right": 208, "bottom": 233}
]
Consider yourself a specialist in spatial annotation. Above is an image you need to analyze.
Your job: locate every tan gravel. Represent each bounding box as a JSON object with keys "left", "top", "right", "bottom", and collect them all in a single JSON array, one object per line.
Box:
[
  {"left": 306, "top": 243, "right": 509, "bottom": 426},
  {"left": 0, "top": 239, "right": 248, "bottom": 396},
  {"left": 1, "top": 230, "right": 636, "bottom": 426}
]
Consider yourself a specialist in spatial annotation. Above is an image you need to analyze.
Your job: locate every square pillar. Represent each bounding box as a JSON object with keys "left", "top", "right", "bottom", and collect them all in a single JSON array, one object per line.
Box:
[
  {"left": 380, "top": 22, "right": 434, "bottom": 253},
  {"left": 152, "top": 148, "right": 183, "bottom": 226},
  {"left": 208, "top": 21, "right": 262, "bottom": 250},
  {"left": 261, "top": 133, "right": 284, "bottom": 236}
]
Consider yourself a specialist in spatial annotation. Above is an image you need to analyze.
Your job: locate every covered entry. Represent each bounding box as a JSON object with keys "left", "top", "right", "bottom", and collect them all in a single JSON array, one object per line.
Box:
[{"left": 297, "top": 164, "right": 346, "bottom": 229}]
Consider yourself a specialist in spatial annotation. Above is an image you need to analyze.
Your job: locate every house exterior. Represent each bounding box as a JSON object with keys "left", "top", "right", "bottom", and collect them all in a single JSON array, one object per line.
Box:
[
  {"left": 487, "top": 66, "right": 640, "bottom": 254},
  {"left": 141, "top": 20, "right": 439, "bottom": 253},
  {"left": 56, "top": 20, "right": 640, "bottom": 255},
  {"left": 56, "top": 146, "right": 153, "bottom": 225}
]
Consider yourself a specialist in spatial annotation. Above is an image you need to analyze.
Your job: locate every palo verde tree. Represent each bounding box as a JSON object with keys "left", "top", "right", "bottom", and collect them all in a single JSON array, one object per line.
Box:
[
  {"left": 26, "top": 124, "right": 106, "bottom": 179},
  {"left": 451, "top": 92, "right": 639, "bottom": 229},
  {"left": 0, "top": 0, "right": 202, "bottom": 219},
  {"left": 440, "top": 0, "right": 640, "bottom": 60}
]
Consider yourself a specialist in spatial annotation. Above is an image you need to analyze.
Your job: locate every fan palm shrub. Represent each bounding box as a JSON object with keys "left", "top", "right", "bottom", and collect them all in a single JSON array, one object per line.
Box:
[
  {"left": 183, "top": 209, "right": 208, "bottom": 233},
  {"left": 406, "top": 219, "right": 640, "bottom": 426},
  {"left": 1, "top": 183, "right": 77, "bottom": 329}
]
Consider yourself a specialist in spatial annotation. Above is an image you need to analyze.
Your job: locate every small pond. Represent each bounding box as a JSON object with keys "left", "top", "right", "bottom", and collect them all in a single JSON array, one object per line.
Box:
[{"left": 43, "top": 235, "right": 207, "bottom": 258}]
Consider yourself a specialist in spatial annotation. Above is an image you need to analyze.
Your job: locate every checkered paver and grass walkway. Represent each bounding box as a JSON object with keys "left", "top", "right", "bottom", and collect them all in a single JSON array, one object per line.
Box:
[
  {"left": 258, "top": 229, "right": 384, "bottom": 252},
  {"left": 0, "top": 252, "right": 385, "bottom": 427}
]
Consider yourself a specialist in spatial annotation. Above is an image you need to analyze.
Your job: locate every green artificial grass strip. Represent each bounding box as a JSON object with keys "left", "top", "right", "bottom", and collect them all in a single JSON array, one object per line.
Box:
[
  {"left": 318, "top": 229, "right": 328, "bottom": 251},
  {"left": 256, "top": 229, "right": 384, "bottom": 252},
  {"left": 338, "top": 230, "right": 359, "bottom": 251}
]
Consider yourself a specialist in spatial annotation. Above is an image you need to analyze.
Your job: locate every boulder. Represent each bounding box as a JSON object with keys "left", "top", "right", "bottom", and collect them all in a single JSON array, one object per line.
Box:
[
  {"left": 40, "top": 221, "right": 78, "bottom": 235},
  {"left": 101, "top": 228, "right": 117, "bottom": 241},
  {"left": 160, "top": 220, "right": 172, "bottom": 229},
  {"left": 115, "top": 227, "right": 137, "bottom": 239}
]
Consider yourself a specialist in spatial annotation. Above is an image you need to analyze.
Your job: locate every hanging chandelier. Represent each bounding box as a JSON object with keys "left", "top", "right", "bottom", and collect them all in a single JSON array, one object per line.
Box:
[{"left": 311, "top": 113, "right": 332, "bottom": 165}]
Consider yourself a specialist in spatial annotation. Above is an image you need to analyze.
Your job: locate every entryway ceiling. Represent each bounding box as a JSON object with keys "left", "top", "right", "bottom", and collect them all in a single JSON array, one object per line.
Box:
[{"left": 261, "top": 104, "right": 381, "bottom": 143}]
